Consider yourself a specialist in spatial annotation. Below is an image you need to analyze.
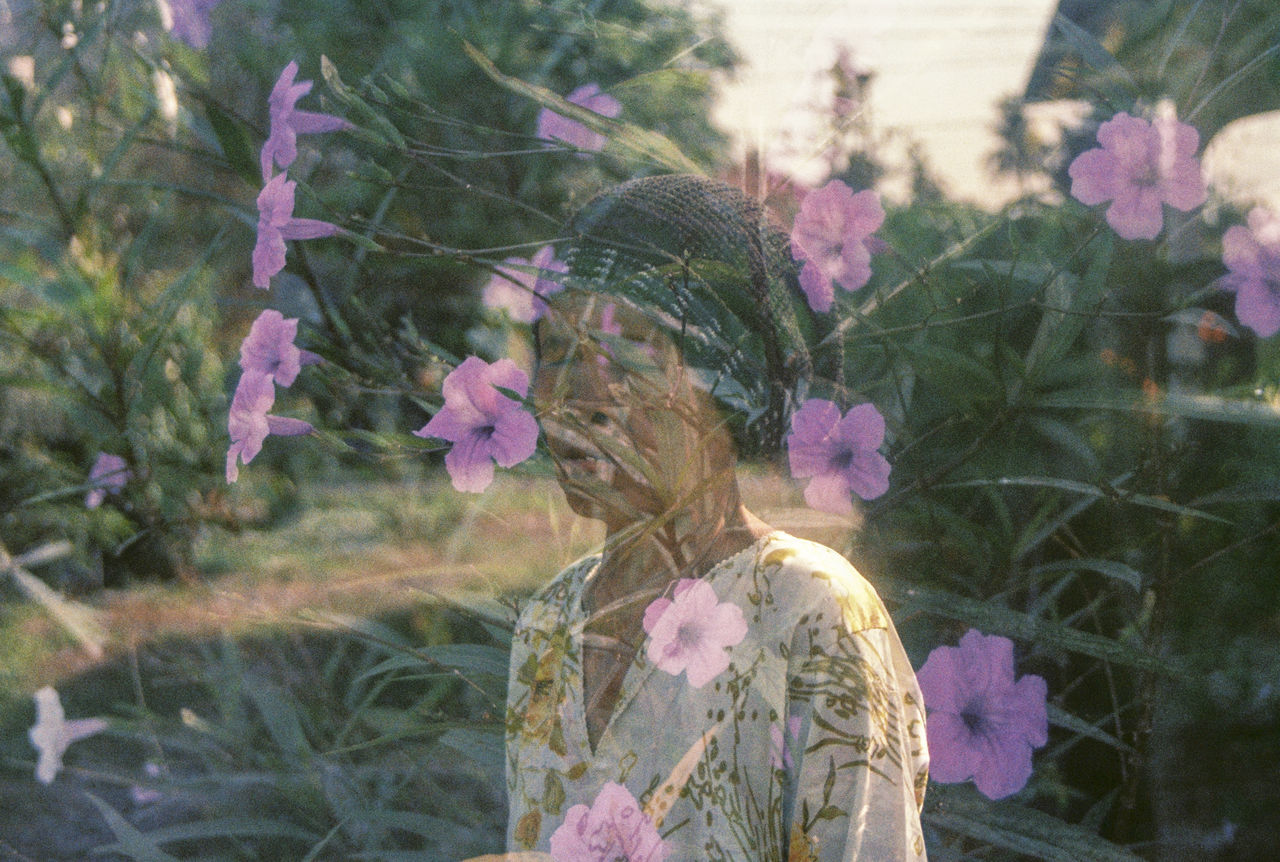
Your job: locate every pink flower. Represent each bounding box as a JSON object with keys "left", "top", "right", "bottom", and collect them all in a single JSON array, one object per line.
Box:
[
  {"left": 158, "top": 0, "right": 221, "bottom": 49},
  {"left": 596, "top": 302, "right": 623, "bottom": 367},
  {"left": 769, "top": 715, "right": 802, "bottom": 770},
  {"left": 1067, "top": 110, "right": 1207, "bottom": 241},
  {"left": 259, "top": 61, "right": 350, "bottom": 182},
  {"left": 786, "top": 399, "right": 890, "bottom": 514},
  {"left": 238, "top": 308, "right": 321, "bottom": 387},
  {"left": 28, "top": 686, "right": 108, "bottom": 785},
  {"left": 642, "top": 579, "right": 747, "bottom": 688},
  {"left": 537, "top": 83, "right": 621, "bottom": 153},
  {"left": 549, "top": 782, "right": 669, "bottom": 862},
  {"left": 225, "top": 371, "right": 314, "bottom": 483},
  {"left": 85, "top": 452, "right": 131, "bottom": 509},
  {"left": 413, "top": 356, "right": 539, "bottom": 493},
  {"left": 1219, "top": 206, "right": 1280, "bottom": 337},
  {"left": 252, "top": 173, "right": 338, "bottom": 289},
  {"left": 916, "top": 629, "right": 1048, "bottom": 800},
  {"left": 790, "top": 180, "right": 884, "bottom": 312},
  {"left": 481, "top": 245, "right": 567, "bottom": 323}
]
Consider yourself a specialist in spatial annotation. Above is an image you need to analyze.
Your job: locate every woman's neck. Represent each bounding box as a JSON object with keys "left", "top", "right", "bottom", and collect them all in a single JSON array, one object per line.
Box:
[{"left": 586, "top": 497, "right": 772, "bottom": 624}]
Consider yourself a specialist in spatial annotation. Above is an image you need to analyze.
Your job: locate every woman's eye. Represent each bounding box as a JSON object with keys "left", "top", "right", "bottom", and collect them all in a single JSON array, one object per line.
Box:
[{"left": 590, "top": 411, "right": 610, "bottom": 427}]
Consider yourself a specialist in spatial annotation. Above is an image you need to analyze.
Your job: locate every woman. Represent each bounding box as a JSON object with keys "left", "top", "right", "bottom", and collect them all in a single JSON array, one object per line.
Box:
[{"left": 503, "top": 175, "right": 928, "bottom": 860}]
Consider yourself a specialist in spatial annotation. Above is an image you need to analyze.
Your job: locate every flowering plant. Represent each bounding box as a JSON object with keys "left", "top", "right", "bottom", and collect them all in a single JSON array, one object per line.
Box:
[{"left": 3, "top": 2, "right": 1280, "bottom": 861}]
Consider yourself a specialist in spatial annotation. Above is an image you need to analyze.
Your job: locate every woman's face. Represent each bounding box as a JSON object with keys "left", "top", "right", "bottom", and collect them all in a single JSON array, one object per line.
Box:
[{"left": 533, "top": 293, "right": 734, "bottom": 526}]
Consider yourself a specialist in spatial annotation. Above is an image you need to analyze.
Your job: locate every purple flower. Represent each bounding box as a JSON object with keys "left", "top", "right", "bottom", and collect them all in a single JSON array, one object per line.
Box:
[
  {"left": 260, "top": 61, "right": 350, "bottom": 182},
  {"left": 158, "top": 0, "right": 221, "bottom": 50},
  {"left": 549, "top": 781, "right": 669, "bottom": 862},
  {"left": 790, "top": 180, "right": 884, "bottom": 312},
  {"left": 85, "top": 452, "right": 131, "bottom": 509},
  {"left": 642, "top": 578, "right": 747, "bottom": 688},
  {"left": 786, "top": 399, "right": 890, "bottom": 514},
  {"left": 1067, "top": 110, "right": 1207, "bottom": 241},
  {"left": 29, "top": 686, "right": 108, "bottom": 785},
  {"left": 595, "top": 302, "right": 623, "bottom": 367},
  {"left": 1219, "top": 207, "right": 1280, "bottom": 337},
  {"left": 225, "top": 371, "right": 314, "bottom": 483},
  {"left": 238, "top": 308, "right": 320, "bottom": 387},
  {"left": 537, "top": 83, "right": 621, "bottom": 153},
  {"left": 916, "top": 629, "right": 1048, "bottom": 800},
  {"left": 253, "top": 172, "right": 338, "bottom": 289},
  {"left": 481, "top": 245, "right": 567, "bottom": 323},
  {"left": 413, "top": 356, "right": 539, "bottom": 493}
]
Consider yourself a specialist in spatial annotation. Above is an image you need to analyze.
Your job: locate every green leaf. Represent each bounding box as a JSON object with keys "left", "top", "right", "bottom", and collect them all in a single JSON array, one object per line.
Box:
[
  {"left": 461, "top": 40, "right": 702, "bottom": 174},
  {"left": 1190, "top": 480, "right": 1280, "bottom": 507},
  {"left": 944, "top": 475, "right": 1232, "bottom": 525},
  {"left": 205, "top": 102, "right": 261, "bottom": 186},
  {"left": 243, "top": 674, "right": 315, "bottom": 765},
  {"left": 1023, "top": 233, "right": 1111, "bottom": 388},
  {"left": 357, "top": 642, "right": 510, "bottom": 683},
  {"left": 1047, "top": 703, "right": 1135, "bottom": 753},
  {"left": 101, "top": 817, "right": 317, "bottom": 846},
  {"left": 878, "top": 581, "right": 1178, "bottom": 675},
  {"left": 319, "top": 56, "right": 405, "bottom": 152},
  {"left": 1030, "top": 558, "right": 1143, "bottom": 592},
  {"left": 904, "top": 343, "right": 1003, "bottom": 410},
  {"left": 85, "top": 793, "right": 183, "bottom": 862},
  {"left": 437, "top": 726, "right": 504, "bottom": 773},
  {"left": 1039, "top": 387, "right": 1280, "bottom": 429},
  {"left": 126, "top": 230, "right": 224, "bottom": 388},
  {"left": 1049, "top": 12, "right": 1138, "bottom": 102},
  {"left": 925, "top": 784, "right": 1143, "bottom": 861}
]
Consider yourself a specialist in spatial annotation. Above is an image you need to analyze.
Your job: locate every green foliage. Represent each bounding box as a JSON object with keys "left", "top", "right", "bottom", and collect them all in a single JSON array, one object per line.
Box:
[
  {"left": 2, "top": 0, "right": 1280, "bottom": 859},
  {"left": 79, "top": 610, "right": 514, "bottom": 860}
]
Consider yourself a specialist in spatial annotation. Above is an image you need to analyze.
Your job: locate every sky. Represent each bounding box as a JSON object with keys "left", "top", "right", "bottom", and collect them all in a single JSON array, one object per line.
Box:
[
  {"left": 700, "top": 0, "right": 1280, "bottom": 211},
  {"left": 702, "top": 0, "right": 1060, "bottom": 206}
]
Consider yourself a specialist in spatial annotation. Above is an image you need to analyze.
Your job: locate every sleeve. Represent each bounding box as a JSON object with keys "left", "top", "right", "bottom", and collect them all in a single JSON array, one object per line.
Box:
[{"left": 782, "top": 584, "right": 929, "bottom": 861}]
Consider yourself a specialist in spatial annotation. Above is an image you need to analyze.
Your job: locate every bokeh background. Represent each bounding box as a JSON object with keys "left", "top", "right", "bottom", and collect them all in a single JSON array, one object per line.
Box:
[{"left": 2, "top": 0, "right": 1279, "bottom": 859}]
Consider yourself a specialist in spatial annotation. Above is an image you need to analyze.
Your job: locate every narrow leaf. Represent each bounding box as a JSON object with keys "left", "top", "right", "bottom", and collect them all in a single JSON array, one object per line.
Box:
[
  {"left": 926, "top": 784, "right": 1143, "bottom": 861},
  {"left": 878, "top": 581, "right": 1177, "bottom": 675},
  {"left": 85, "top": 793, "right": 183, "bottom": 862},
  {"left": 461, "top": 41, "right": 701, "bottom": 174},
  {"left": 944, "top": 476, "right": 1232, "bottom": 525},
  {"left": 206, "top": 102, "right": 261, "bottom": 186},
  {"left": 1030, "top": 558, "right": 1143, "bottom": 591}
]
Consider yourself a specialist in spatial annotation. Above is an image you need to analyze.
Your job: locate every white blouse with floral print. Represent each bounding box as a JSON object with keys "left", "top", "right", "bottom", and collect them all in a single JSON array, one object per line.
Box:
[{"left": 505, "top": 531, "right": 929, "bottom": 861}]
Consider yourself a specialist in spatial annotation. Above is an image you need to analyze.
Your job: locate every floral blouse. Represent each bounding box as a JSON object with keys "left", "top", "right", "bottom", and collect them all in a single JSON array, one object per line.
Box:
[{"left": 505, "top": 531, "right": 929, "bottom": 861}]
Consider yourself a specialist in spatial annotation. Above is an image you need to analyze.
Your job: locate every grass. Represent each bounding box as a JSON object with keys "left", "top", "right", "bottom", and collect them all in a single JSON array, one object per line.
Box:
[{"left": 0, "top": 463, "right": 844, "bottom": 860}]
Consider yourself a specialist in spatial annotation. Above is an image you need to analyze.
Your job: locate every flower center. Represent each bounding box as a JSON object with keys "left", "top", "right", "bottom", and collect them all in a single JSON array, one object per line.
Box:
[
  {"left": 1133, "top": 163, "right": 1160, "bottom": 188},
  {"left": 477, "top": 423, "right": 495, "bottom": 440},
  {"left": 829, "top": 449, "right": 854, "bottom": 471},
  {"left": 960, "top": 697, "right": 989, "bottom": 735},
  {"left": 675, "top": 621, "right": 703, "bottom": 649}
]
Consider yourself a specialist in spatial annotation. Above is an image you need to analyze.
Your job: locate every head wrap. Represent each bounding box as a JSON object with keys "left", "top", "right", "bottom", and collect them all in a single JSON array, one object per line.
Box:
[{"left": 559, "top": 174, "right": 825, "bottom": 457}]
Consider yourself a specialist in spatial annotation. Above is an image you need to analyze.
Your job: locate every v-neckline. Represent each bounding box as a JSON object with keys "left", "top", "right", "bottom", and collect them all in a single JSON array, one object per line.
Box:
[{"left": 569, "top": 531, "right": 782, "bottom": 759}]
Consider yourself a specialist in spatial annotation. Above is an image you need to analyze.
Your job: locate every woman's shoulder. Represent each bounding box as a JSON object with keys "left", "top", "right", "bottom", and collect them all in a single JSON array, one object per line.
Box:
[{"left": 752, "top": 531, "right": 890, "bottom": 633}]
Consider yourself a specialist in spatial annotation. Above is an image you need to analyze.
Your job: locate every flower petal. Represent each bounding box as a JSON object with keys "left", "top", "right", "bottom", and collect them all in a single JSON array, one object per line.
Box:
[
  {"left": 277, "top": 218, "right": 338, "bottom": 241},
  {"left": 443, "top": 432, "right": 497, "bottom": 493},
  {"left": 290, "top": 109, "right": 350, "bottom": 134},
  {"left": 798, "top": 260, "right": 834, "bottom": 312},
  {"left": 1067, "top": 148, "right": 1119, "bottom": 206},
  {"left": 489, "top": 407, "right": 539, "bottom": 468},
  {"left": 803, "top": 472, "right": 853, "bottom": 515},
  {"left": 265, "top": 415, "right": 314, "bottom": 436},
  {"left": 1236, "top": 279, "right": 1280, "bottom": 337},
  {"left": 1106, "top": 185, "right": 1165, "bottom": 241}
]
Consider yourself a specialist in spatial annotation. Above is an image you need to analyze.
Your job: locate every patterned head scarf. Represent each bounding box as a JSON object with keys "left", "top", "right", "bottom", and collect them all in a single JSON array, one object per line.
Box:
[{"left": 558, "top": 174, "right": 822, "bottom": 457}]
